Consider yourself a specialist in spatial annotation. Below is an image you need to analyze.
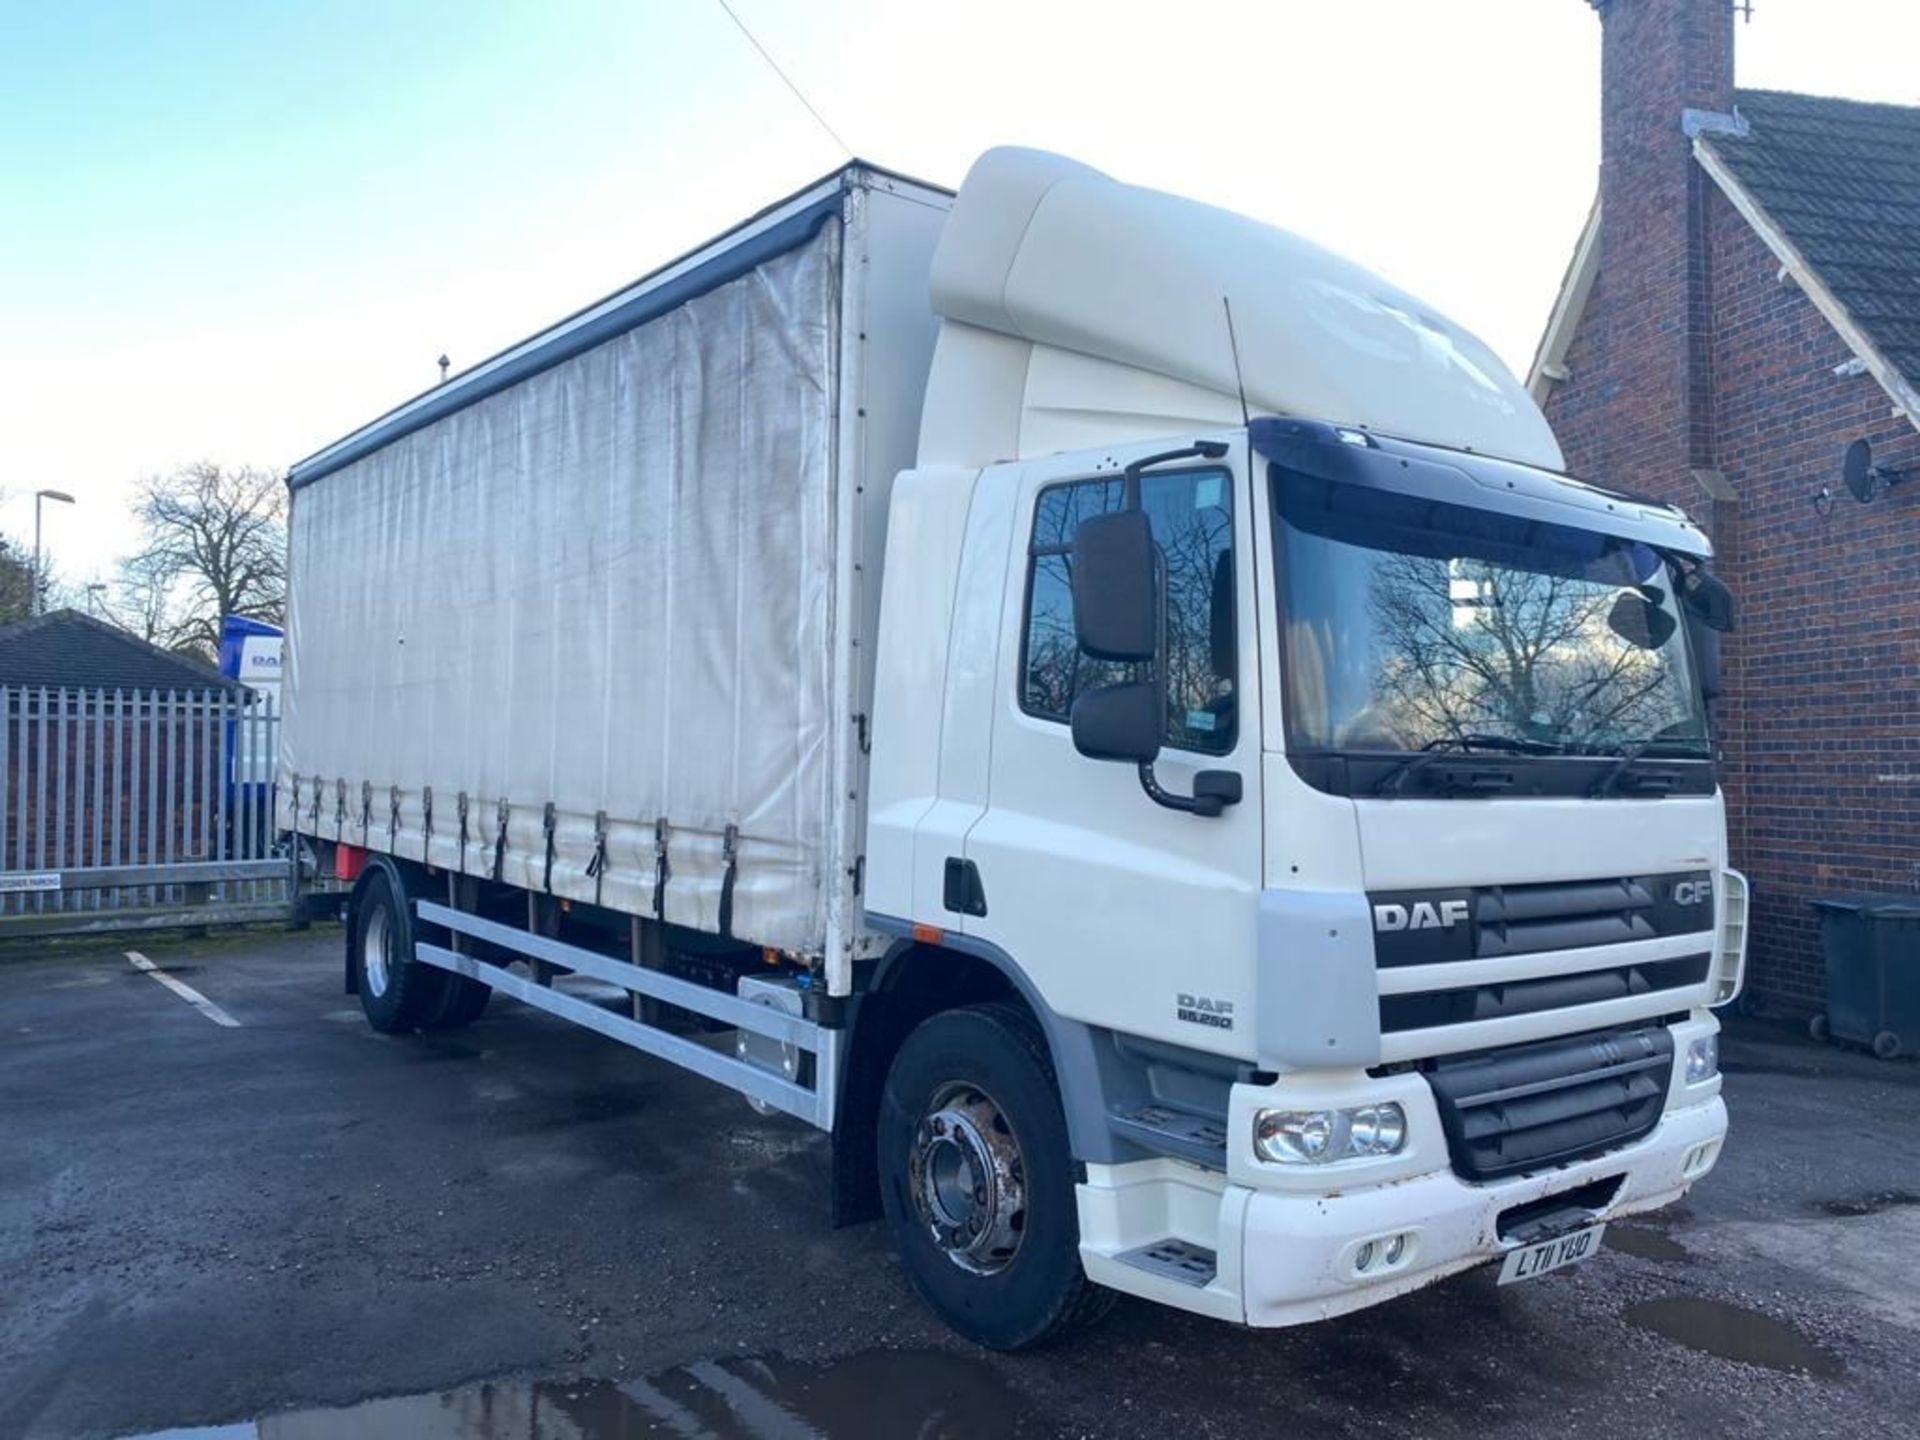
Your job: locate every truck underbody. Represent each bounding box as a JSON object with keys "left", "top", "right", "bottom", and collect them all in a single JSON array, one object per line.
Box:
[{"left": 320, "top": 832, "right": 1740, "bottom": 1338}]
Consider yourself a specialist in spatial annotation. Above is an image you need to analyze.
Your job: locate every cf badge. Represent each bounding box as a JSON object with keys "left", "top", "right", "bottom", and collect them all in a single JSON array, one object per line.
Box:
[{"left": 1673, "top": 879, "right": 1713, "bottom": 906}]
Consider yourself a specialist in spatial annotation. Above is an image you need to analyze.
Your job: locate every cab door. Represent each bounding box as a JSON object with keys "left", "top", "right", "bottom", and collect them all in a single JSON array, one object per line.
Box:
[{"left": 959, "top": 434, "right": 1264, "bottom": 1057}]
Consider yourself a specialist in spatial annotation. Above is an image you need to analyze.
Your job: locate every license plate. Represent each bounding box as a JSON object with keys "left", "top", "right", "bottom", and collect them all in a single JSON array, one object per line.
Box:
[{"left": 1497, "top": 1223, "right": 1606, "bottom": 1285}]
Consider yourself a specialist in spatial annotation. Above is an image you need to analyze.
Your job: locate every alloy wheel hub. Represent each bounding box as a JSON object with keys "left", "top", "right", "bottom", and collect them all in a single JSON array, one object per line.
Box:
[
  {"left": 363, "top": 907, "right": 392, "bottom": 998},
  {"left": 908, "top": 1083, "right": 1027, "bottom": 1275}
]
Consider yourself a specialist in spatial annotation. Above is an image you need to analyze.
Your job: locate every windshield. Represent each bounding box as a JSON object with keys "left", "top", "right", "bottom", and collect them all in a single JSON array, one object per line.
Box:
[{"left": 1275, "top": 466, "right": 1709, "bottom": 757}]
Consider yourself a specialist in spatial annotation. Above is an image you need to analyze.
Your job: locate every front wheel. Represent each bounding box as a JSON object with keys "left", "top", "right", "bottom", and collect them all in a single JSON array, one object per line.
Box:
[{"left": 877, "top": 1003, "right": 1113, "bottom": 1349}]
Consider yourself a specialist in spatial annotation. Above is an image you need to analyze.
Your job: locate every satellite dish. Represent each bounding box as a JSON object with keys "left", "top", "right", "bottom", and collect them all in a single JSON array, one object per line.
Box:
[
  {"left": 1842, "top": 437, "right": 1913, "bottom": 504},
  {"left": 1844, "top": 438, "right": 1877, "bottom": 503}
]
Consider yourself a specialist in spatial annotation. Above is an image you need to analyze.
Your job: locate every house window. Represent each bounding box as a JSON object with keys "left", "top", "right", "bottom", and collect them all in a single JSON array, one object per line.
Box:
[{"left": 1021, "top": 468, "right": 1237, "bottom": 755}]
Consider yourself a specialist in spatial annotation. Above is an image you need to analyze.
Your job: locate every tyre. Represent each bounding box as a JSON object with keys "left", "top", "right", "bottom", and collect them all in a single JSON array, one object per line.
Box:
[
  {"left": 1808, "top": 1013, "right": 1830, "bottom": 1044},
  {"left": 877, "top": 1002, "right": 1114, "bottom": 1350},
  {"left": 423, "top": 970, "right": 492, "bottom": 1030},
  {"left": 1873, "top": 1030, "right": 1903, "bottom": 1062},
  {"left": 350, "top": 867, "right": 446, "bottom": 1033}
]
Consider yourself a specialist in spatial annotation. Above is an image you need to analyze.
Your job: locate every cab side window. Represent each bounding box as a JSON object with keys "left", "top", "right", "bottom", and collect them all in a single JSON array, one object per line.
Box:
[{"left": 1021, "top": 468, "right": 1236, "bottom": 755}]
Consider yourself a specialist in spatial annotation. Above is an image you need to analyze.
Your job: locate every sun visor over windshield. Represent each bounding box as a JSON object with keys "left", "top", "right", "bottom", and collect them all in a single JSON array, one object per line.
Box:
[
  {"left": 1250, "top": 417, "right": 1713, "bottom": 560},
  {"left": 1278, "top": 469, "right": 1616, "bottom": 577}
]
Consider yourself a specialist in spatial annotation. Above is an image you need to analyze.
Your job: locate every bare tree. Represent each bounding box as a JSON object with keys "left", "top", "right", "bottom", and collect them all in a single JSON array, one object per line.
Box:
[
  {"left": 118, "top": 462, "right": 286, "bottom": 658},
  {"left": 110, "top": 548, "right": 186, "bottom": 649},
  {"left": 1365, "top": 553, "right": 1687, "bottom": 750}
]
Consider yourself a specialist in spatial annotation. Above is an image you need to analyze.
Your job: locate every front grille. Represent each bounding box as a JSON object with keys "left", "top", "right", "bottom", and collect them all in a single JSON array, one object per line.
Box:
[
  {"left": 1371, "top": 871, "right": 1714, "bottom": 969},
  {"left": 1424, "top": 1026, "right": 1674, "bottom": 1180},
  {"left": 1381, "top": 953, "right": 1711, "bottom": 1033},
  {"left": 1477, "top": 877, "right": 1660, "bottom": 957},
  {"left": 1370, "top": 871, "right": 1717, "bottom": 1055}
]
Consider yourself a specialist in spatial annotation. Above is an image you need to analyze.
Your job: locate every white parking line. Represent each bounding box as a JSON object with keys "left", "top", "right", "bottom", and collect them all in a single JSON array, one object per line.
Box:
[{"left": 125, "top": 951, "right": 241, "bottom": 1028}]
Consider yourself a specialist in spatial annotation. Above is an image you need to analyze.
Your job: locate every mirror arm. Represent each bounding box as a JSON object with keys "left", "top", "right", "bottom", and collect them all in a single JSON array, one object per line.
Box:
[
  {"left": 1135, "top": 764, "right": 1241, "bottom": 818},
  {"left": 1121, "top": 439, "right": 1230, "bottom": 509},
  {"left": 1137, "top": 762, "right": 1197, "bottom": 813}
]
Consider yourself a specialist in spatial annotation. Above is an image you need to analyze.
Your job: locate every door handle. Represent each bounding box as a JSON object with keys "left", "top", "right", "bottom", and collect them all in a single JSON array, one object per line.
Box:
[{"left": 943, "top": 857, "right": 988, "bottom": 917}]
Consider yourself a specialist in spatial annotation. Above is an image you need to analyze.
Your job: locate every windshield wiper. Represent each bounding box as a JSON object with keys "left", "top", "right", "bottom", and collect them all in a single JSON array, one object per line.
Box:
[
  {"left": 1587, "top": 736, "right": 1712, "bottom": 797},
  {"left": 1374, "top": 734, "right": 1566, "bottom": 796}
]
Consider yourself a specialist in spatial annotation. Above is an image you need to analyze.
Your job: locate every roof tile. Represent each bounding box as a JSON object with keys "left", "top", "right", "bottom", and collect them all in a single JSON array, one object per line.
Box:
[
  {"left": 1717, "top": 89, "right": 1920, "bottom": 384},
  {"left": 0, "top": 610, "right": 232, "bottom": 692}
]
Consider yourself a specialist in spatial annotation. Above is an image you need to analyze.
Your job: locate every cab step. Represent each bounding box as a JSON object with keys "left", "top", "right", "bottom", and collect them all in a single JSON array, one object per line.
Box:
[
  {"left": 1109, "top": 1105, "right": 1229, "bottom": 1168},
  {"left": 1116, "top": 1238, "right": 1218, "bottom": 1287}
]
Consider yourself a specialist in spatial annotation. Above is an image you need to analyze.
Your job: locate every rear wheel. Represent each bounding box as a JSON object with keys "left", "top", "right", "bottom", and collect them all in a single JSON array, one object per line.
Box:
[
  {"left": 424, "top": 969, "right": 492, "bottom": 1030},
  {"left": 351, "top": 868, "right": 445, "bottom": 1033},
  {"left": 1873, "top": 1029, "right": 1903, "bottom": 1061},
  {"left": 877, "top": 1002, "right": 1113, "bottom": 1350}
]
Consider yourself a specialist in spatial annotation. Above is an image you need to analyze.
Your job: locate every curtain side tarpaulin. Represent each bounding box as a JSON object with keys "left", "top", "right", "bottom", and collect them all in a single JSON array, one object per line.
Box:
[{"left": 281, "top": 223, "right": 843, "bottom": 954}]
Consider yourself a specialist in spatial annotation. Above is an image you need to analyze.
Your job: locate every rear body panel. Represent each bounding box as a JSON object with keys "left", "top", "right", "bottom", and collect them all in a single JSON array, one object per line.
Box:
[{"left": 280, "top": 170, "right": 952, "bottom": 980}]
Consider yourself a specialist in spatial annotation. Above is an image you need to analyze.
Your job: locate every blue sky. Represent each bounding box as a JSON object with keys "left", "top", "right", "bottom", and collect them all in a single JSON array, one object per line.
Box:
[{"left": 2, "top": 0, "right": 1915, "bottom": 583}]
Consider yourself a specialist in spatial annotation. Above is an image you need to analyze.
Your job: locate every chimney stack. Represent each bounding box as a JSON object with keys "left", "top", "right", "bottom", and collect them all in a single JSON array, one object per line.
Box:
[
  {"left": 1584, "top": 0, "right": 1737, "bottom": 503},
  {"left": 1597, "top": 0, "right": 1735, "bottom": 215}
]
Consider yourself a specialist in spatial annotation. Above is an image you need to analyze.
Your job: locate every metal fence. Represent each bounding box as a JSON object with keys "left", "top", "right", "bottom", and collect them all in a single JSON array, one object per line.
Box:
[{"left": 0, "top": 685, "right": 292, "bottom": 938}]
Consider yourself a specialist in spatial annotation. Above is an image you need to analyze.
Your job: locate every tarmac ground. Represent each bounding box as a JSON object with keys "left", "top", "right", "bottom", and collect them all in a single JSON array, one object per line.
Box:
[{"left": 3, "top": 927, "right": 1917, "bottom": 1439}]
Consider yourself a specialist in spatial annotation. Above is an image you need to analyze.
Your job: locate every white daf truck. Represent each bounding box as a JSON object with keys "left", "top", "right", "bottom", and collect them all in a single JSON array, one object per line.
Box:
[{"left": 281, "top": 148, "right": 1744, "bottom": 1349}]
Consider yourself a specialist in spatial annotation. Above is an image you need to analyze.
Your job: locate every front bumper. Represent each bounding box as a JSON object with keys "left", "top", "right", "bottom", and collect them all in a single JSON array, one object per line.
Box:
[
  {"left": 1077, "top": 1014, "right": 1728, "bottom": 1327},
  {"left": 1236, "top": 1094, "right": 1725, "bottom": 1326}
]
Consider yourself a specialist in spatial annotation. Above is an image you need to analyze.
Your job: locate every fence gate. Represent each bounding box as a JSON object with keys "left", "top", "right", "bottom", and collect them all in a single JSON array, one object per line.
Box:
[{"left": 0, "top": 685, "right": 292, "bottom": 939}]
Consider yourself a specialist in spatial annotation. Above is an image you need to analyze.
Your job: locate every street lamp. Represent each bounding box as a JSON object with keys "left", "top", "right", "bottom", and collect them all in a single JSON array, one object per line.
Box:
[{"left": 33, "top": 489, "right": 74, "bottom": 616}]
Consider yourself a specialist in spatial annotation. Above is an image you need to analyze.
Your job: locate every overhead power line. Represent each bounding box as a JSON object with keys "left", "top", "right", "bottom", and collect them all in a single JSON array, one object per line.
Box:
[{"left": 712, "top": 0, "right": 853, "bottom": 159}]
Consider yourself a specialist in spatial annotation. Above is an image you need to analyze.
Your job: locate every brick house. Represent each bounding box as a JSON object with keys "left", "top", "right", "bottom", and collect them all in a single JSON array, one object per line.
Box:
[{"left": 1530, "top": 0, "right": 1920, "bottom": 1014}]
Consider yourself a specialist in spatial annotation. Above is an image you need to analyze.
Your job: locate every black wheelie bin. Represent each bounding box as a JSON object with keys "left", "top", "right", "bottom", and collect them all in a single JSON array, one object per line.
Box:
[{"left": 1810, "top": 893, "right": 1920, "bottom": 1060}]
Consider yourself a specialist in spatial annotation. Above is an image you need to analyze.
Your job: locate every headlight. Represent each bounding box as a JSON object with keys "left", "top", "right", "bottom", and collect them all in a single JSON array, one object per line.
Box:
[
  {"left": 1685, "top": 1034, "right": 1720, "bottom": 1084},
  {"left": 1254, "top": 1103, "right": 1408, "bottom": 1164}
]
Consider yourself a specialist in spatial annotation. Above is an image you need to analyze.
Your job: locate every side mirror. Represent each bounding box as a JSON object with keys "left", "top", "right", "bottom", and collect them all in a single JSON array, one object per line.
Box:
[
  {"left": 1608, "top": 589, "right": 1678, "bottom": 651},
  {"left": 1071, "top": 510, "right": 1157, "bottom": 662},
  {"left": 1070, "top": 681, "right": 1161, "bottom": 764},
  {"left": 1061, "top": 444, "right": 1244, "bottom": 819},
  {"left": 1689, "top": 618, "right": 1722, "bottom": 704},
  {"left": 1677, "top": 565, "right": 1736, "bottom": 633}
]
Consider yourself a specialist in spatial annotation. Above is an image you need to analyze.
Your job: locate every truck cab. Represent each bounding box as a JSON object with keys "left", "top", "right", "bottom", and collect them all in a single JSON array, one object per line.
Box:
[{"left": 859, "top": 149, "right": 1741, "bottom": 1336}]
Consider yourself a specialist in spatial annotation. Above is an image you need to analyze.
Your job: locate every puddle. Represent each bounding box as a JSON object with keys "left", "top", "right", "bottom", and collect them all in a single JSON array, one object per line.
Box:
[
  {"left": 1605, "top": 1225, "right": 1689, "bottom": 1263},
  {"left": 1814, "top": 1189, "right": 1920, "bottom": 1218},
  {"left": 1625, "top": 1296, "right": 1843, "bottom": 1377},
  {"left": 125, "top": 1347, "right": 1049, "bottom": 1439}
]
